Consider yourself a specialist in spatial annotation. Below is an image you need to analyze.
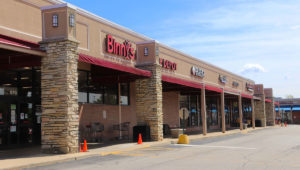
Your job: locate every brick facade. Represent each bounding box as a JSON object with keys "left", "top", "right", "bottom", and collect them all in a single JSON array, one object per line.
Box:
[
  {"left": 135, "top": 64, "right": 163, "bottom": 141},
  {"left": 40, "top": 39, "right": 79, "bottom": 153}
]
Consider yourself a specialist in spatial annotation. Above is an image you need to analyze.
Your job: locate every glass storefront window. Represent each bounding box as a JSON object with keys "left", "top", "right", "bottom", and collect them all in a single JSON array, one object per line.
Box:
[
  {"left": 179, "top": 94, "right": 201, "bottom": 128},
  {"left": 78, "top": 70, "right": 130, "bottom": 105},
  {"left": 207, "top": 98, "right": 218, "bottom": 127},
  {"left": 78, "top": 70, "right": 88, "bottom": 103},
  {"left": 103, "top": 85, "right": 118, "bottom": 105},
  {"left": 120, "top": 83, "right": 129, "bottom": 105}
]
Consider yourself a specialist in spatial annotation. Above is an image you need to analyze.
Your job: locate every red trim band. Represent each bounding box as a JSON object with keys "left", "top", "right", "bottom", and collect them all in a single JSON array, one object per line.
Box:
[
  {"left": 0, "top": 34, "right": 40, "bottom": 50},
  {"left": 162, "top": 75, "right": 203, "bottom": 89},
  {"left": 205, "top": 85, "right": 222, "bottom": 93},
  {"left": 265, "top": 99, "right": 273, "bottom": 103},
  {"left": 79, "top": 53, "right": 151, "bottom": 77},
  {"left": 241, "top": 93, "right": 253, "bottom": 99}
]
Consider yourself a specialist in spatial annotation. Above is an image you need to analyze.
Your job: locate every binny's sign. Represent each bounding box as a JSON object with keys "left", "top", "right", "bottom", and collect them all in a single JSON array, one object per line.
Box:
[
  {"left": 106, "top": 34, "right": 135, "bottom": 60},
  {"left": 191, "top": 66, "right": 205, "bottom": 78}
]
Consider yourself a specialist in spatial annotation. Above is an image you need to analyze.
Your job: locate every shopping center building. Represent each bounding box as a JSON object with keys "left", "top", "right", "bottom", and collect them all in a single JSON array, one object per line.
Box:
[{"left": 0, "top": 0, "right": 277, "bottom": 153}]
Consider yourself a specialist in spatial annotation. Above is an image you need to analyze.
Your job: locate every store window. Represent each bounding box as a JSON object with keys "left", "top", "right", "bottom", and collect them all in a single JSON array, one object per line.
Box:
[
  {"left": 207, "top": 98, "right": 218, "bottom": 126},
  {"left": 179, "top": 94, "right": 201, "bottom": 128},
  {"left": 120, "top": 83, "right": 130, "bottom": 105},
  {"left": 78, "top": 70, "right": 88, "bottom": 103},
  {"left": 78, "top": 70, "right": 130, "bottom": 105}
]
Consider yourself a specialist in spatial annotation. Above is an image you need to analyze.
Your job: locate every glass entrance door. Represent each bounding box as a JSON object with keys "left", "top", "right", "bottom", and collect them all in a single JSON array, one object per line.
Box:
[
  {"left": 19, "top": 103, "right": 34, "bottom": 144},
  {"left": 0, "top": 102, "right": 9, "bottom": 146}
]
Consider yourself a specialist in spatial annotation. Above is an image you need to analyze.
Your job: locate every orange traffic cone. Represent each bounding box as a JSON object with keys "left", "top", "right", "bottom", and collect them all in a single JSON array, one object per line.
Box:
[
  {"left": 80, "top": 143, "right": 83, "bottom": 152},
  {"left": 285, "top": 121, "right": 287, "bottom": 127},
  {"left": 138, "top": 133, "right": 142, "bottom": 144},
  {"left": 83, "top": 139, "right": 88, "bottom": 152}
]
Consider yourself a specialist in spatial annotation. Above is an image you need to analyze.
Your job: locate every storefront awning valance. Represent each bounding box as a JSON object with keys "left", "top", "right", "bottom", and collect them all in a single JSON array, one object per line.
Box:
[
  {"left": 241, "top": 93, "right": 253, "bottom": 99},
  {"left": 265, "top": 99, "right": 273, "bottom": 103},
  {"left": 79, "top": 53, "right": 151, "bottom": 77},
  {"left": 205, "top": 85, "right": 223, "bottom": 93},
  {"left": 162, "top": 75, "right": 203, "bottom": 89},
  {"left": 0, "top": 34, "right": 40, "bottom": 50}
]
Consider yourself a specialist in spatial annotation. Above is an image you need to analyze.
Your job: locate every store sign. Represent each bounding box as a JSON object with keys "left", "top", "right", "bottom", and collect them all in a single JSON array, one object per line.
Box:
[
  {"left": 191, "top": 66, "right": 205, "bottom": 78},
  {"left": 246, "top": 83, "right": 254, "bottom": 92},
  {"left": 159, "top": 58, "right": 177, "bottom": 71},
  {"left": 232, "top": 81, "right": 239, "bottom": 87},
  {"left": 219, "top": 75, "right": 227, "bottom": 84},
  {"left": 106, "top": 34, "right": 135, "bottom": 60}
]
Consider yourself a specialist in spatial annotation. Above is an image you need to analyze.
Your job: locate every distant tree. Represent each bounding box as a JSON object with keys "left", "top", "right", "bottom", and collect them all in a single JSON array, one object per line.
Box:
[{"left": 286, "top": 95, "right": 294, "bottom": 99}]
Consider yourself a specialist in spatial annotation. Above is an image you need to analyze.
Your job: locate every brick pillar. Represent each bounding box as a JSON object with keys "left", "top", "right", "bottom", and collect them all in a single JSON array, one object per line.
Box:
[
  {"left": 40, "top": 39, "right": 79, "bottom": 153},
  {"left": 135, "top": 64, "right": 163, "bottom": 141},
  {"left": 221, "top": 89, "right": 225, "bottom": 133},
  {"left": 266, "top": 101, "right": 275, "bottom": 126},
  {"left": 251, "top": 98, "right": 255, "bottom": 129},
  {"left": 254, "top": 95, "right": 266, "bottom": 127},
  {"left": 201, "top": 84, "right": 207, "bottom": 135},
  {"left": 238, "top": 95, "right": 243, "bottom": 130}
]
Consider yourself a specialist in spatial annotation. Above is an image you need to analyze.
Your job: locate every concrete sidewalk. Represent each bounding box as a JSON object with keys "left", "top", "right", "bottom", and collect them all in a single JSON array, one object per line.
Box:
[{"left": 0, "top": 126, "right": 274, "bottom": 170}]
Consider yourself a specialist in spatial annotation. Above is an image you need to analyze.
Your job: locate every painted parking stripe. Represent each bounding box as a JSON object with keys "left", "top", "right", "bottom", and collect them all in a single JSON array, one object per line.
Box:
[{"left": 173, "top": 144, "right": 256, "bottom": 150}]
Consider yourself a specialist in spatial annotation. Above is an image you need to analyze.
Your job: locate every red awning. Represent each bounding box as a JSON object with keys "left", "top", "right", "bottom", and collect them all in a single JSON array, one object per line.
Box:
[
  {"left": 274, "top": 102, "right": 280, "bottom": 106},
  {"left": 162, "top": 75, "right": 203, "bottom": 89},
  {"left": 205, "top": 85, "right": 222, "bottom": 93},
  {"left": 0, "top": 34, "right": 40, "bottom": 50},
  {"left": 224, "top": 88, "right": 239, "bottom": 95},
  {"left": 241, "top": 93, "right": 253, "bottom": 99},
  {"left": 79, "top": 53, "right": 151, "bottom": 77},
  {"left": 265, "top": 99, "right": 273, "bottom": 103}
]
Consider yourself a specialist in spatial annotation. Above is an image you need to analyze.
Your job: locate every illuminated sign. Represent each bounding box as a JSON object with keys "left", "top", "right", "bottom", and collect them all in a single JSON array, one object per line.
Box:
[
  {"left": 106, "top": 34, "right": 135, "bottom": 60},
  {"left": 219, "top": 75, "right": 227, "bottom": 84},
  {"left": 191, "top": 66, "right": 205, "bottom": 78},
  {"left": 246, "top": 83, "right": 254, "bottom": 92},
  {"left": 159, "top": 58, "right": 177, "bottom": 71}
]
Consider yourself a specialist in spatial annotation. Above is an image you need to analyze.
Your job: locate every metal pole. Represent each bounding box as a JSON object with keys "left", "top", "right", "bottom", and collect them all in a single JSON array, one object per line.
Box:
[
  {"left": 221, "top": 89, "right": 225, "bottom": 133},
  {"left": 183, "top": 109, "right": 185, "bottom": 134}
]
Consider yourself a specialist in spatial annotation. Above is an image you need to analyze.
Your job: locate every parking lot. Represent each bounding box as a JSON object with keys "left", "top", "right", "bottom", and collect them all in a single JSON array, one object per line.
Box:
[{"left": 27, "top": 125, "right": 300, "bottom": 170}]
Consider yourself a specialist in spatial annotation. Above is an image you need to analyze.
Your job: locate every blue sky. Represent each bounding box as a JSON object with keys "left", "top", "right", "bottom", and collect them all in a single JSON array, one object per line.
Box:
[{"left": 64, "top": 0, "right": 300, "bottom": 98}]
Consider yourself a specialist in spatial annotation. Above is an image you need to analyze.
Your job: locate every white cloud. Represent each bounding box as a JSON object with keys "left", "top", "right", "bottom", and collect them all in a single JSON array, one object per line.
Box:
[
  {"left": 240, "top": 64, "right": 266, "bottom": 75},
  {"left": 290, "top": 25, "right": 300, "bottom": 30}
]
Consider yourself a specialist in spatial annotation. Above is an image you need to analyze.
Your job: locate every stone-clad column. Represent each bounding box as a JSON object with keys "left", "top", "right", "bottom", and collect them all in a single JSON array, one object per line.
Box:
[
  {"left": 201, "top": 84, "right": 207, "bottom": 135},
  {"left": 221, "top": 89, "right": 225, "bottom": 133},
  {"left": 254, "top": 95, "right": 266, "bottom": 127},
  {"left": 251, "top": 98, "right": 255, "bottom": 129},
  {"left": 266, "top": 101, "right": 275, "bottom": 126},
  {"left": 40, "top": 39, "right": 79, "bottom": 153},
  {"left": 135, "top": 64, "right": 163, "bottom": 141},
  {"left": 238, "top": 95, "right": 243, "bottom": 130}
]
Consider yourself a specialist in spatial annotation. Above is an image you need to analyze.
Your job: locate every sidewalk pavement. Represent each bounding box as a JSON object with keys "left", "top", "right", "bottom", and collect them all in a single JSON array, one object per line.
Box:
[{"left": 0, "top": 126, "right": 276, "bottom": 170}]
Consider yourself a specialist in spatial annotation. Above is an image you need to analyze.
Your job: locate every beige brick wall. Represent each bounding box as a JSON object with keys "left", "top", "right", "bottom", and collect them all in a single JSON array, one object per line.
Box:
[{"left": 163, "top": 91, "right": 180, "bottom": 128}]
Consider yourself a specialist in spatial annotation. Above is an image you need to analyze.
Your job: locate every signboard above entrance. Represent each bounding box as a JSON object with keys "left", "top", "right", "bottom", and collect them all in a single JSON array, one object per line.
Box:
[
  {"left": 159, "top": 58, "right": 177, "bottom": 71},
  {"left": 219, "top": 75, "right": 227, "bottom": 84},
  {"left": 106, "top": 34, "right": 135, "bottom": 60},
  {"left": 191, "top": 66, "right": 205, "bottom": 78},
  {"left": 246, "top": 83, "right": 254, "bottom": 92}
]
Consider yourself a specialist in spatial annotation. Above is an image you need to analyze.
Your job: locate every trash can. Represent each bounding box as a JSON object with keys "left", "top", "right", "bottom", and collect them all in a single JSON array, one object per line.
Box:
[{"left": 243, "top": 123, "right": 248, "bottom": 129}]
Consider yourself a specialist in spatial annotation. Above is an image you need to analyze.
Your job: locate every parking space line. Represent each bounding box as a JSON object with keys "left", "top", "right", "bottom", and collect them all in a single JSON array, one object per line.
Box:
[{"left": 173, "top": 144, "right": 256, "bottom": 150}]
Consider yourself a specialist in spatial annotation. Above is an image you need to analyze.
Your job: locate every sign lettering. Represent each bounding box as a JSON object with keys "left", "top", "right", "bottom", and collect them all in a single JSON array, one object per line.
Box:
[{"left": 106, "top": 34, "right": 135, "bottom": 60}]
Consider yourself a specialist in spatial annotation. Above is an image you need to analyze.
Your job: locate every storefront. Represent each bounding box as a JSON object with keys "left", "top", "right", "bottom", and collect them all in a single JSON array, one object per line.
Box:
[{"left": 0, "top": 0, "right": 276, "bottom": 153}]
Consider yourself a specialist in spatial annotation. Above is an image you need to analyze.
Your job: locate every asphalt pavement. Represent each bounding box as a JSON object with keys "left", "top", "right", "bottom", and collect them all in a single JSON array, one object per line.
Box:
[{"left": 26, "top": 125, "right": 300, "bottom": 170}]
